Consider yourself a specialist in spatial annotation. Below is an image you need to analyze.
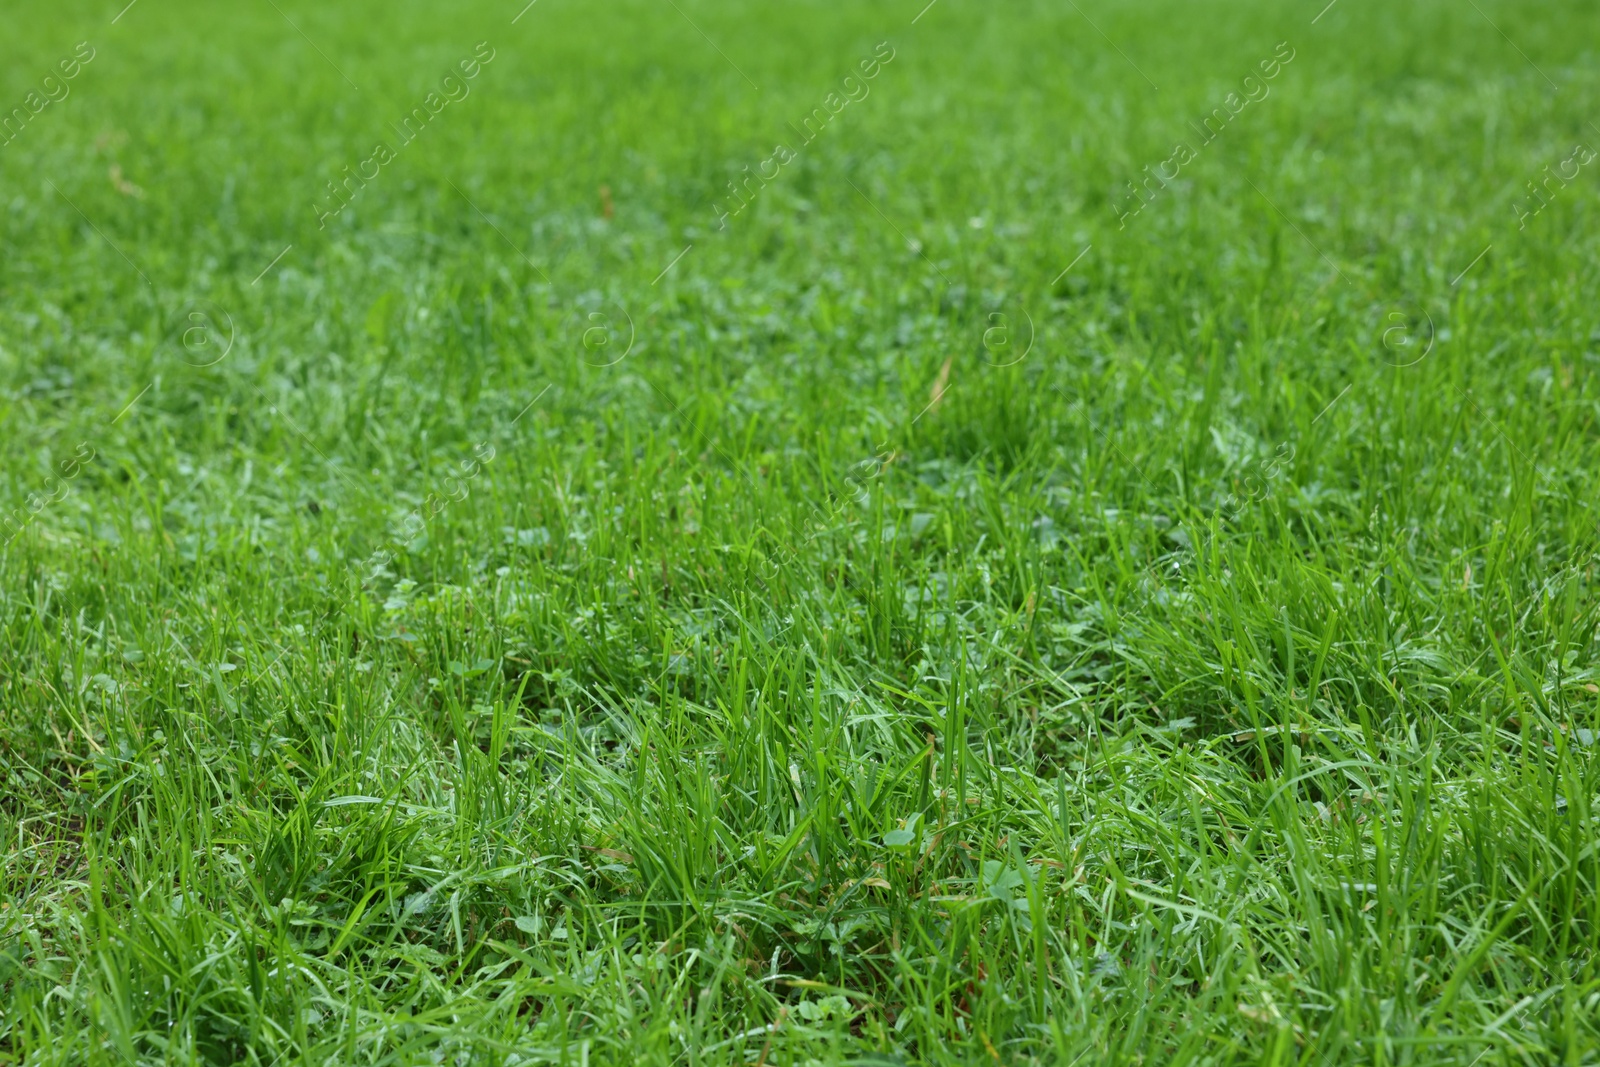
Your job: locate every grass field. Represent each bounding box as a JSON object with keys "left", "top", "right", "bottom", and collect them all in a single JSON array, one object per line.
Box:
[{"left": 3, "top": 0, "right": 1600, "bottom": 1063}]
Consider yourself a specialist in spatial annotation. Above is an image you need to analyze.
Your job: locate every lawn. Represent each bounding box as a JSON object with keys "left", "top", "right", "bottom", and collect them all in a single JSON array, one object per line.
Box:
[{"left": 2, "top": 0, "right": 1599, "bottom": 1063}]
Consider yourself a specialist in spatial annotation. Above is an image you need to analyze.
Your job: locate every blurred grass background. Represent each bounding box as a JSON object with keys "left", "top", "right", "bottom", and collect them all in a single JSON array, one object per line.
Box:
[{"left": 2, "top": 0, "right": 1600, "bottom": 1063}]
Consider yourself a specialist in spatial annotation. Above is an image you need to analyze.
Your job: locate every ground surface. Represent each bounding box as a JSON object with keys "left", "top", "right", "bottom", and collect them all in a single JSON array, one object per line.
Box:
[{"left": 2, "top": 0, "right": 1599, "bottom": 1063}]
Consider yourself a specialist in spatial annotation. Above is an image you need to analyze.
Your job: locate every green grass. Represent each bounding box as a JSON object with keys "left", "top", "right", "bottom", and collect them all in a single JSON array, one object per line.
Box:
[{"left": 3, "top": 0, "right": 1600, "bottom": 1062}]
